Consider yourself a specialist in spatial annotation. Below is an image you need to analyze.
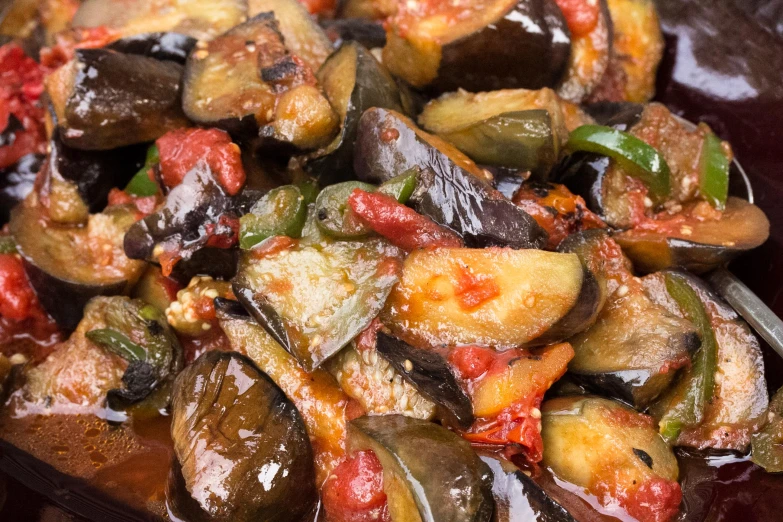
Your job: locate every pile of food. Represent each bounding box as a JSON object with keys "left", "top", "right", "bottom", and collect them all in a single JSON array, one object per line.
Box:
[{"left": 0, "top": 0, "right": 779, "bottom": 521}]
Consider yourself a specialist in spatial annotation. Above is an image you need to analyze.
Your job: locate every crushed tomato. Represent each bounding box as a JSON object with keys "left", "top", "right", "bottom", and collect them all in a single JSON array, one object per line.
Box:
[
  {"left": 347, "top": 189, "right": 462, "bottom": 251},
  {"left": 322, "top": 450, "right": 390, "bottom": 522},
  {"left": 553, "top": 0, "right": 600, "bottom": 37},
  {"left": 156, "top": 128, "right": 246, "bottom": 196}
]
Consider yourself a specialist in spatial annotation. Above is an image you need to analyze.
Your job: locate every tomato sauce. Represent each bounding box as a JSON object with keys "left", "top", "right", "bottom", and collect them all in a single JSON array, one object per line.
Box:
[
  {"left": 39, "top": 27, "right": 119, "bottom": 70},
  {"left": 454, "top": 266, "right": 501, "bottom": 310},
  {"left": 322, "top": 450, "right": 390, "bottom": 522},
  {"left": 0, "top": 43, "right": 46, "bottom": 170},
  {"left": 156, "top": 128, "right": 246, "bottom": 196},
  {"left": 463, "top": 395, "right": 545, "bottom": 463},
  {"left": 347, "top": 189, "right": 462, "bottom": 251},
  {"left": 554, "top": 0, "right": 600, "bottom": 38},
  {"left": 448, "top": 345, "right": 494, "bottom": 380}
]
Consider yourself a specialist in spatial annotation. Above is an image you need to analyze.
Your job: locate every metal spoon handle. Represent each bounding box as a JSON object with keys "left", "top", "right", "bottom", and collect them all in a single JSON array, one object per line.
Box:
[{"left": 708, "top": 267, "right": 783, "bottom": 360}]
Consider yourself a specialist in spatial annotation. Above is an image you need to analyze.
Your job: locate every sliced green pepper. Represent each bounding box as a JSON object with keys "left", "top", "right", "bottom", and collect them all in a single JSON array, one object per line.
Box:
[
  {"left": 657, "top": 272, "right": 718, "bottom": 441},
  {"left": 297, "top": 178, "right": 320, "bottom": 205},
  {"left": 567, "top": 125, "right": 671, "bottom": 201},
  {"left": 0, "top": 236, "right": 17, "bottom": 254},
  {"left": 125, "top": 145, "right": 160, "bottom": 197},
  {"left": 751, "top": 387, "right": 783, "bottom": 473},
  {"left": 378, "top": 170, "right": 418, "bottom": 204},
  {"left": 315, "top": 181, "right": 377, "bottom": 239},
  {"left": 239, "top": 185, "right": 308, "bottom": 250},
  {"left": 86, "top": 328, "right": 148, "bottom": 362},
  {"left": 699, "top": 132, "right": 730, "bottom": 211}
]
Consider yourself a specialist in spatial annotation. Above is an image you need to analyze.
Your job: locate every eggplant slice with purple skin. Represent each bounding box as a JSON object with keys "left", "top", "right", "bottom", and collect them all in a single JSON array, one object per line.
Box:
[
  {"left": 382, "top": 0, "right": 571, "bottom": 93},
  {"left": 168, "top": 350, "right": 317, "bottom": 522},
  {"left": 10, "top": 201, "right": 146, "bottom": 331},
  {"left": 0, "top": 152, "right": 43, "bottom": 224},
  {"left": 355, "top": 108, "right": 548, "bottom": 249},
  {"left": 45, "top": 49, "right": 189, "bottom": 151},
  {"left": 477, "top": 451, "right": 576, "bottom": 522},
  {"left": 105, "top": 32, "right": 198, "bottom": 64},
  {"left": 123, "top": 164, "right": 240, "bottom": 280},
  {"left": 304, "top": 41, "right": 405, "bottom": 184},
  {"left": 348, "top": 414, "right": 494, "bottom": 522},
  {"left": 375, "top": 332, "right": 474, "bottom": 429}
]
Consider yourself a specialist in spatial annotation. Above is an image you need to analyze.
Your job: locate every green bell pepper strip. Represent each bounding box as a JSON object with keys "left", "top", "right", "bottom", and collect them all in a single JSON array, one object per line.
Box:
[
  {"left": 239, "top": 185, "right": 308, "bottom": 250},
  {"left": 699, "top": 133, "right": 730, "bottom": 211},
  {"left": 378, "top": 170, "right": 418, "bottom": 204},
  {"left": 751, "top": 386, "right": 783, "bottom": 473},
  {"left": 658, "top": 272, "right": 718, "bottom": 441},
  {"left": 86, "top": 328, "right": 148, "bottom": 363},
  {"left": 124, "top": 145, "right": 160, "bottom": 197},
  {"left": 567, "top": 125, "right": 671, "bottom": 201}
]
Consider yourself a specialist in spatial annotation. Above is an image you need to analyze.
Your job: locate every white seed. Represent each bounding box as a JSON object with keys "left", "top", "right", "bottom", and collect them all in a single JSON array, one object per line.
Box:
[
  {"left": 9, "top": 353, "right": 27, "bottom": 365},
  {"left": 616, "top": 285, "right": 629, "bottom": 298},
  {"left": 531, "top": 408, "right": 542, "bottom": 419},
  {"left": 403, "top": 359, "right": 413, "bottom": 372}
]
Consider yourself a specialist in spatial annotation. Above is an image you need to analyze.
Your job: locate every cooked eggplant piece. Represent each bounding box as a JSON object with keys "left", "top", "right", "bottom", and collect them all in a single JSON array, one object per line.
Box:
[
  {"left": 123, "top": 164, "right": 238, "bottom": 277},
  {"left": 105, "top": 32, "right": 198, "bottom": 64},
  {"left": 477, "top": 451, "right": 576, "bottom": 522},
  {"left": 320, "top": 18, "right": 387, "bottom": 49},
  {"left": 45, "top": 49, "right": 188, "bottom": 150},
  {"left": 348, "top": 415, "right": 494, "bottom": 522},
  {"left": 381, "top": 248, "right": 590, "bottom": 348},
  {"left": 304, "top": 42, "right": 404, "bottom": 184},
  {"left": 182, "top": 13, "right": 338, "bottom": 148},
  {"left": 644, "top": 270, "right": 769, "bottom": 450},
  {"left": 248, "top": 0, "right": 334, "bottom": 72},
  {"left": 604, "top": 0, "right": 664, "bottom": 103},
  {"left": 84, "top": 297, "right": 182, "bottom": 411},
  {"left": 382, "top": 0, "right": 571, "bottom": 93},
  {"left": 10, "top": 199, "right": 146, "bottom": 331},
  {"left": 615, "top": 197, "right": 770, "bottom": 274},
  {"left": 233, "top": 231, "right": 404, "bottom": 371},
  {"left": 328, "top": 340, "right": 437, "bottom": 421},
  {"left": 131, "top": 266, "right": 181, "bottom": 313},
  {"left": 420, "top": 108, "right": 558, "bottom": 179},
  {"left": 37, "top": 132, "right": 148, "bottom": 215},
  {"left": 355, "top": 108, "right": 547, "bottom": 249},
  {"left": 218, "top": 304, "right": 355, "bottom": 481},
  {"left": 17, "top": 297, "right": 130, "bottom": 414},
  {"left": 337, "top": 0, "right": 397, "bottom": 20},
  {"left": 541, "top": 396, "right": 681, "bottom": 522},
  {"left": 0, "top": 152, "right": 42, "bottom": 224},
  {"left": 560, "top": 231, "right": 699, "bottom": 408},
  {"left": 72, "top": 0, "right": 247, "bottom": 41},
  {"left": 375, "top": 332, "right": 473, "bottom": 429},
  {"left": 556, "top": 0, "right": 613, "bottom": 103},
  {"left": 168, "top": 351, "right": 317, "bottom": 522}
]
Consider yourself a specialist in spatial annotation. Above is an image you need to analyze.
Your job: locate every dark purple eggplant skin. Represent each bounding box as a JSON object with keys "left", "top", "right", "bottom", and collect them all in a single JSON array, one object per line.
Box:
[
  {"left": 40, "top": 132, "right": 147, "bottom": 213},
  {"left": 57, "top": 49, "right": 188, "bottom": 150},
  {"left": 232, "top": 280, "right": 291, "bottom": 352},
  {"left": 0, "top": 153, "right": 43, "bottom": 224},
  {"left": 375, "top": 332, "right": 474, "bottom": 429},
  {"left": 355, "top": 108, "right": 547, "bottom": 249},
  {"left": 168, "top": 350, "right": 317, "bottom": 522},
  {"left": 320, "top": 19, "right": 387, "bottom": 49},
  {"left": 434, "top": 0, "right": 571, "bottom": 93},
  {"left": 22, "top": 259, "right": 127, "bottom": 332},
  {"left": 124, "top": 165, "right": 238, "bottom": 274},
  {"left": 0, "top": 114, "right": 24, "bottom": 147},
  {"left": 169, "top": 248, "right": 239, "bottom": 285},
  {"left": 477, "top": 452, "right": 576, "bottom": 522},
  {"left": 105, "top": 32, "right": 197, "bottom": 64}
]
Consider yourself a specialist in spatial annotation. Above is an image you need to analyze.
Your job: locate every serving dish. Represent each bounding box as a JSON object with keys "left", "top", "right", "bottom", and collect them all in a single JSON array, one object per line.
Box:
[{"left": 0, "top": 0, "right": 782, "bottom": 520}]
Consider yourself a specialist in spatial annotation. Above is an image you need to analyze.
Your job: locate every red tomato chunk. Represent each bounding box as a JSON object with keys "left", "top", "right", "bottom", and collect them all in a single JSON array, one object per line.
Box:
[{"left": 322, "top": 450, "right": 390, "bottom": 522}]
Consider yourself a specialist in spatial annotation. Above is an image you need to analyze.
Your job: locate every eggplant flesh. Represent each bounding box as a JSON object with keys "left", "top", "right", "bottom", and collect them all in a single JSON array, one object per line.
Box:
[
  {"left": 477, "top": 452, "right": 576, "bottom": 522},
  {"left": 46, "top": 49, "right": 188, "bottom": 151},
  {"left": 348, "top": 415, "right": 494, "bottom": 522},
  {"left": 105, "top": 32, "right": 198, "bottom": 64},
  {"left": 10, "top": 201, "right": 145, "bottom": 331},
  {"left": 381, "top": 248, "right": 585, "bottom": 348},
  {"left": 169, "top": 350, "right": 317, "bottom": 522},
  {"left": 355, "top": 108, "right": 547, "bottom": 249},
  {"left": 233, "top": 233, "right": 404, "bottom": 371},
  {"left": 382, "top": 0, "right": 571, "bottom": 92},
  {"left": 305, "top": 42, "right": 404, "bottom": 184},
  {"left": 644, "top": 270, "right": 768, "bottom": 450},
  {"left": 72, "top": 0, "right": 248, "bottom": 41},
  {"left": 375, "top": 332, "right": 473, "bottom": 429},
  {"left": 0, "top": 153, "right": 43, "bottom": 224}
]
